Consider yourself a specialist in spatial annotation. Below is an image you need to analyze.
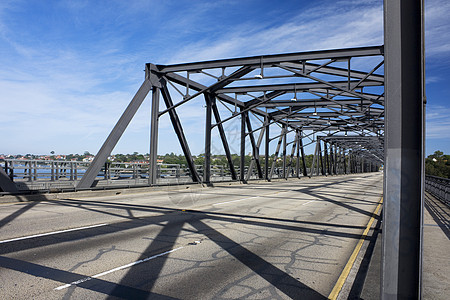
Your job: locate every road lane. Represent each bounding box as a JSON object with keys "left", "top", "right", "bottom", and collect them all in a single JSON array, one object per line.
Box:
[{"left": 0, "top": 173, "right": 383, "bottom": 299}]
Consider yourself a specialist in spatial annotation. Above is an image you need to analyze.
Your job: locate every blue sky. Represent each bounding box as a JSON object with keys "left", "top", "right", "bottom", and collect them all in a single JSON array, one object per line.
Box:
[{"left": 0, "top": 0, "right": 449, "bottom": 156}]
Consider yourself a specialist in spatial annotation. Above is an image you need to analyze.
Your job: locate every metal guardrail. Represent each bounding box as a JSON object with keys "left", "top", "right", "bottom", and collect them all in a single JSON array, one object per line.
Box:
[
  {"left": 1, "top": 159, "right": 283, "bottom": 191},
  {"left": 0, "top": 159, "right": 320, "bottom": 193},
  {"left": 425, "top": 175, "right": 450, "bottom": 207}
]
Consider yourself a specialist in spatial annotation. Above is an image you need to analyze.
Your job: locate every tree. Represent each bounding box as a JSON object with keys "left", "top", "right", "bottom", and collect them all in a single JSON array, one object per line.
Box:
[{"left": 425, "top": 150, "right": 450, "bottom": 179}]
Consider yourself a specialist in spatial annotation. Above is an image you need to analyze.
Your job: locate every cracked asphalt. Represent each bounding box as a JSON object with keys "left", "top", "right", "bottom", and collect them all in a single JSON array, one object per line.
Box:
[{"left": 0, "top": 173, "right": 383, "bottom": 299}]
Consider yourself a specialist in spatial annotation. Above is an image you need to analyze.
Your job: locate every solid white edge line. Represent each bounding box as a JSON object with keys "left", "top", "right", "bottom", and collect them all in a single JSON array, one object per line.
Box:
[
  {"left": 302, "top": 200, "right": 316, "bottom": 206},
  {"left": 214, "top": 196, "right": 260, "bottom": 205},
  {"left": 0, "top": 223, "right": 108, "bottom": 244},
  {"left": 54, "top": 246, "right": 185, "bottom": 291}
]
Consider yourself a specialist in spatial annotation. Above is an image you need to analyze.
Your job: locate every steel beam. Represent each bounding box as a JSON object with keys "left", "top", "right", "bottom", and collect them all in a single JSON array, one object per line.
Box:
[
  {"left": 160, "top": 83, "right": 201, "bottom": 183},
  {"left": 324, "top": 142, "right": 330, "bottom": 175},
  {"left": 245, "top": 116, "right": 265, "bottom": 181},
  {"left": 149, "top": 86, "right": 160, "bottom": 185},
  {"left": 298, "top": 131, "right": 308, "bottom": 177},
  {"left": 343, "top": 148, "right": 347, "bottom": 174},
  {"left": 319, "top": 141, "right": 325, "bottom": 176},
  {"left": 330, "top": 144, "right": 336, "bottom": 175},
  {"left": 382, "top": 1, "right": 424, "bottom": 298},
  {"left": 269, "top": 125, "right": 286, "bottom": 181},
  {"left": 280, "top": 61, "right": 384, "bottom": 83},
  {"left": 77, "top": 79, "right": 152, "bottom": 189},
  {"left": 286, "top": 136, "right": 298, "bottom": 179},
  {"left": 296, "top": 132, "right": 301, "bottom": 178},
  {"left": 282, "top": 127, "right": 287, "bottom": 179},
  {"left": 204, "top": 93, "right": 213, "bottom": 183},
  {"left": 216, "top": 80, "right": 382, "bottom": 94},
  {"left": 211, "top": 98, "right": 237, "bottom": 180},
  {"left": 240, "top": 109, "right": 247, "bottom": 182},
  {"left": 157, "top": 46, "right": 383, "bottom": 72},
  {"left": 265, "top": 117, "right": 270, "bottom": 180},
  {"left": 259, "top": 99, "right": 377, "bottom": 108},
  {"left": 0, "top": 167, "right": 18, "bottom": 193}
]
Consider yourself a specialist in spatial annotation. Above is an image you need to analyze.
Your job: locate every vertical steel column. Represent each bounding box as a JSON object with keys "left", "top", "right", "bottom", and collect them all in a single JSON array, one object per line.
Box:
[
  {"left": 204, "top": 93, "right": 212, "bottom": 184},
  {"left": 299, "top": 130, "right": 308, "bottom": 177},
  {"left": 211, "top": 99, "right": 237, "bottom": 180},
  {"left": 311, "top": 142, "right": 318, "bottom": 176},
  {"left": 319, "top": 141, "right": 325, "bottom": 176},
  {"left": 149, "top": 86, "right": 160, "bottom": 185},
  {"left": 269, "top": 125, "right": 286, "bottom": 181},
  {"left": 334, "top": 145, "right": 338, "bottom": 175},
  {"left": 282, "top": 128, "right": 287, "bottom": 179},
  {"left": 324, "top": 142, "right": 330, "bottom": 175},
  {"left": 330, "top": 144, "right": 335, "bottom": 175},
  {"left": 382, "top": 0, "right": 425, "bottom": 283},
  {"left": 246, "top": 115, "right": 263, "bottom": 179},
  {"left": 286, "top": 137, "right": 298, "bottom": 179},
  {"left": 265, "top": 117, "right": 270, "bottom": 180},
  {"left": 240, "top": 109, "right": 246, "bottom": 183},
  {"left": 342, "top": 148, "right": 347, "bottom": 174},
  {"left": 296, "top": 131, "right": 300, "bottom": 178}
]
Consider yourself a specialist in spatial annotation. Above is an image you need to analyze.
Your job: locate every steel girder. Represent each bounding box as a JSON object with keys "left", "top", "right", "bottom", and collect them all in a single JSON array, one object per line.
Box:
[{"left": 77, "top": 45, "right": 385, "bottom": 188}]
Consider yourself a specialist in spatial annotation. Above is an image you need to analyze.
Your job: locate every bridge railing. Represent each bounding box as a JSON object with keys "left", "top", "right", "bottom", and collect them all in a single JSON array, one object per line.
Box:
[
  {"left": 1, "top": 158, "right": 317, "bottom": 192},
  {"left": 1, "top": 159, "right": 239, "bottom": 191},
  {"left": 425, "top": 175, "right": 450, "bottom": 207}
]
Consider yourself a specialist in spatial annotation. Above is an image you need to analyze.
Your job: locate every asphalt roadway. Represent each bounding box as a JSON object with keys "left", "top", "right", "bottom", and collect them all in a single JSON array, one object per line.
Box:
[{"left": 0, "top": 173, "right": 383, "bottom": 299}]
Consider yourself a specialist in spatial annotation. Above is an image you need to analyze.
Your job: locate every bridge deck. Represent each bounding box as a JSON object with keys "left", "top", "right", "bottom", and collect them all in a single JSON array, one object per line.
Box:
[{"left": 1, "top": 173, "right": 387, "bottom": 299}]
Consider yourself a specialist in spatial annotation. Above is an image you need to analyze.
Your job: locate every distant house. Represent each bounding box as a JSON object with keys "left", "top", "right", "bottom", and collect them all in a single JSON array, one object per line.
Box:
[{"left": 82, "top": 156, "right": 94, "bottom": 162}]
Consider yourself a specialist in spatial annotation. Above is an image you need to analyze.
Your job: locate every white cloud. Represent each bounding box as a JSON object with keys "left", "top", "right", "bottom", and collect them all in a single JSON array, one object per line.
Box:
[
  {"left": 166, "top": 2, "right": 383, "bottom": 64},
  {"left": 426, "top": 105, "right": 450, "bottom": 139},
  {"left": 425, "top": 0, "right": 450, "bottom": 57}
]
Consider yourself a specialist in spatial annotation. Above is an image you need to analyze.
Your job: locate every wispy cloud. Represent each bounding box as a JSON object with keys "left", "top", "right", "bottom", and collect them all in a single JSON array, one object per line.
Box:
[
  {"left": 426, "top": 105, "right": 450, "bottom": 139},
  {"left": 167, "top": 2, "right": 383, "bottom": 64},
  {"left": 425, "top": 0, "right": 450, "bottom": 57}
]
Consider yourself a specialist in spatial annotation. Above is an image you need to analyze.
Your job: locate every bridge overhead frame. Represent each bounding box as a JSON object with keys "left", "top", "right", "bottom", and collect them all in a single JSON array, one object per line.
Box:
[{"left": 73, "top": 45, "right": 386, "bottom": 191}]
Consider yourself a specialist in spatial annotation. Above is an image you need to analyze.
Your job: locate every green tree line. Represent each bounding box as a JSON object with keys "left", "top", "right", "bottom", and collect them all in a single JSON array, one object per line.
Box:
[{"left": 425, "top": 150, "right": 450, "bottom": 179}]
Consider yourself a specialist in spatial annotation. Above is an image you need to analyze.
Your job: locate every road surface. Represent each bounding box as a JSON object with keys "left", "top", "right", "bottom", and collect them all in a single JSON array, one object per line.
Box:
[{"left": 0, "top": 173, "right": 383, "bottom": 299}]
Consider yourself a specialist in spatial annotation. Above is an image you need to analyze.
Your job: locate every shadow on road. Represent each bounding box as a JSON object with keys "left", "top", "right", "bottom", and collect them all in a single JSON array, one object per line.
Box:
[{"left": 0, "top": 175, "right": 383, "bottom": 299}]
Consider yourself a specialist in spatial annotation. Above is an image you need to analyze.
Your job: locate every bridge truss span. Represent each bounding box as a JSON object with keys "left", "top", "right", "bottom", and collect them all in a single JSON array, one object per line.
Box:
[{"left": 73, "top": 45, "right": 385, "bottom": 189}]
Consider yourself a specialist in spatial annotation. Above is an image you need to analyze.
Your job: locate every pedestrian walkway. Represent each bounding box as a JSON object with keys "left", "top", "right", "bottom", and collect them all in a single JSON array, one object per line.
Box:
[{"left": 360, "top": 192, "right": 450, "bottom": 299}]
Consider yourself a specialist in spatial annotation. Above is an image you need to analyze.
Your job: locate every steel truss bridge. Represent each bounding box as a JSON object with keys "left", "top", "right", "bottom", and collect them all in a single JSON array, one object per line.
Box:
[
  {"left": 74, "top": 45, "right": 385, "bottom": 189},
  {"left": 0, "top": 2, "right": 426, "bottom": 299}
]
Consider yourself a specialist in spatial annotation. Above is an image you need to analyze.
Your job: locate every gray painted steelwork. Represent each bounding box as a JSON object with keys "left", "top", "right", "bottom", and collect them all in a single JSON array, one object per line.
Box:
[
  {"left": 77, "top": 79, "right": 152, "bottom": 189},
  {"left": 382, "top": 0, "right": 424, "bottom": 299}
]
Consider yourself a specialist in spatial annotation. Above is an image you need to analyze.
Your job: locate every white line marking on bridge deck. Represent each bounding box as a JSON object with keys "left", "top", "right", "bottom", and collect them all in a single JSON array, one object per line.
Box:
[
  {"left": 54, "top": 246, "right": 184, "bottom": 291},
  {"left": 0, "top": 223, "right": 108, "bottom": 244},
  {"left": 302, "top": 200, "right": 316, "bottom": 206},
  {"left": 213, "top": 196, "right": 260, "bottom": 205}
]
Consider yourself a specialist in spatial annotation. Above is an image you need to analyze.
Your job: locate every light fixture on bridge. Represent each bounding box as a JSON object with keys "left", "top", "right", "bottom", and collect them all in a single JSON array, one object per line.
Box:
[
  {"left": 255, "top": 56, "right": 264, "bottom": 79},
  {"left": 312, "top": 100, "right": 317, "bottom": 115},
  {"left": 291, "top": 84, "right": 298, "bottom": 101}
]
